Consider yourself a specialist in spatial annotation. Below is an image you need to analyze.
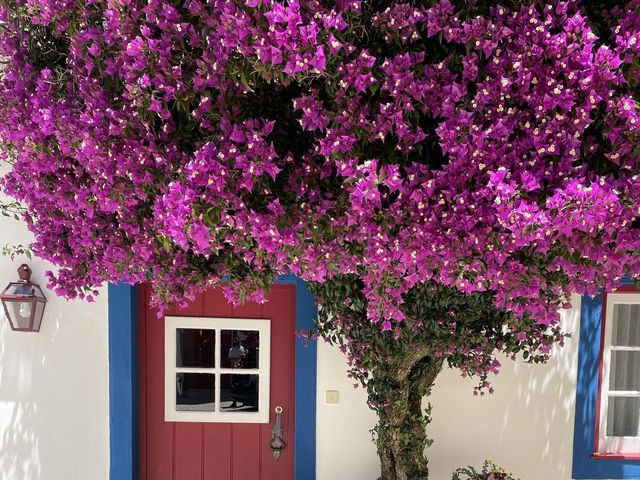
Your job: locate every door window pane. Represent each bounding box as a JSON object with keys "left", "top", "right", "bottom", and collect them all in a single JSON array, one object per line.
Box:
[
  {"left": 606, "top": 396, "right": 640, "bottom": 437},
  {"left": 220, "top": 374, "right": 259, "bottom": 412},
  {"left": 176, "top": 328, "right": 215, "bottom": 367},
  {"left": 176, "top": 373, "right": 215, "bottom": 412},
  {"left": 612, "top": 304, "right": 640, "bottom": 347},
  {"left": 221, "top": 330, "right": 260, "bottom": 369}
]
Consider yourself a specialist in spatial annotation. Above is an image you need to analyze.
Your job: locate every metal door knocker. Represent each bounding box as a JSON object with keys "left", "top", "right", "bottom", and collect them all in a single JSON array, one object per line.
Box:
[{"left": 269, "top": 405, "right": 285, "bottom": 460}]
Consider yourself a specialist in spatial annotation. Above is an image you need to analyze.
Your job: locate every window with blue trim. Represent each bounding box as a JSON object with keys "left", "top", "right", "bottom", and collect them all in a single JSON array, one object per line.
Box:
[
  {"left": 573, "top": 287, "right": 640, "bottom": 479},
  {"left": 596, "top": 290, "right": 640, "bottom": 456}
]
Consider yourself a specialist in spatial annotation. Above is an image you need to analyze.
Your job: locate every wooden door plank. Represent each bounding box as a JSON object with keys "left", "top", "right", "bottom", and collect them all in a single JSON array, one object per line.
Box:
[
  {"left": 203, "top": 287, "right": 234, "bottom": 318},
  {"left": 173, "top": 291, "right": 205, "bottom": 317},
  {"left": 145, "top": 286, "right": 174, "bottom": 480},
  {"left": 203, "top": 423, "right": 232, "bottom": 480},
  {"left": 202, "top": 288, "right": 233, "bottom": 480},
  {"left": 231, "top": 298, "right": 262, "bottom": 319},
  {"left": 174, "top": 423, "right": 203, "bottom": 480},
  {"left": 173, "top": 289, "right": 206, "bottom": 480},
  {"left": 231, "top": 423, "right": 262, "bottom": 480},
  {"left": 260, "top": 285, "right": 296, "bottom": 479},
  {"left": 231, "top": 300, "right": 263, "bottom": 479}
]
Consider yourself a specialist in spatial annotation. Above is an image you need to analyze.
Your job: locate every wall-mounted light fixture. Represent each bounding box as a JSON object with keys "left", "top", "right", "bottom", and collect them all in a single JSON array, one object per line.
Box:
[{"left": 0, "top": 264, "right": 47, "bottom": 332}]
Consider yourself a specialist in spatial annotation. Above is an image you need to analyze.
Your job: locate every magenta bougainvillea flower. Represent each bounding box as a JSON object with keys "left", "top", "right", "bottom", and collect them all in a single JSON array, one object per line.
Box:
[{"left": 0, "top": 0, "right": 639, "bottom": 413}]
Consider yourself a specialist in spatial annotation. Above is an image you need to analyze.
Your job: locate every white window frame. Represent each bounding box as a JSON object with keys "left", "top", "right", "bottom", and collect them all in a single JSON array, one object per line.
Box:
[
  {"left": 164, "top": 316, "right": 271, "bottom": 423},
  {"left": 598, "top": 292, "right": 640, "bottom": 453}
]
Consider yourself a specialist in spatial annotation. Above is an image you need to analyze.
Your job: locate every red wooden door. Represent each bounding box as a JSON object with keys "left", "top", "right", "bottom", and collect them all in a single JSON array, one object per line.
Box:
[{"left": 139, "top": 283, "right": 296, "bottom": 480}]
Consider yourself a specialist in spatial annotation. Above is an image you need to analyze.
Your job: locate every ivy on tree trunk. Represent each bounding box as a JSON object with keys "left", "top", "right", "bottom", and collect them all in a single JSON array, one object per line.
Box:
[{"left": 376, "top": 357, "right": 442, "bottom": 480}]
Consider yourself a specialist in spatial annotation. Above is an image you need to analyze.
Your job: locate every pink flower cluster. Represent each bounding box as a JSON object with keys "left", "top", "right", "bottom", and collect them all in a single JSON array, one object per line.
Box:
[{"left": 0, "top": 0, "right": 638, "bottom": 379}]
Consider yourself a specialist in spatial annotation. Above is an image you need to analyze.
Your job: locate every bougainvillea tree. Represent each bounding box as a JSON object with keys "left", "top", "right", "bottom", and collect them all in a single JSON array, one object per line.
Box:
[{"left": 0, "top": 0, "right": 639, "bottom": 477}]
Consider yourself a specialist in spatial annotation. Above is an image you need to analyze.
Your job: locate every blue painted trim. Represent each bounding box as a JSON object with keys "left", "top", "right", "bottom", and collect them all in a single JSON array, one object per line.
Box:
[
  {"left": 277, "top": 274, "right": 318, "bottom": 480},
  {"left": 573, "top": 286, "right": 640, "bottom": 479},
  {"left": 108, "top": 283, "right": 139, "bottom": 480},
  {"left": 108, "top": 276, "right": 317, "bottom": 480}
]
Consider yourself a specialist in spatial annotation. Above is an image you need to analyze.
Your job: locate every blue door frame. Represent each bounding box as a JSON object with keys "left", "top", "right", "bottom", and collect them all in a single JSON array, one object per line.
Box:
[{"left": 108, "top": 275, "right": 317, "bottom": 480}]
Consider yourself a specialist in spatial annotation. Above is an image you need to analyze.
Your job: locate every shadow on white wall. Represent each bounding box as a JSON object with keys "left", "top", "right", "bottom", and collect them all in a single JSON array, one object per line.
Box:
[
  {"left": 428, "top": 299, "right": 580, "bottom": 480},
  {"left": 0, "top": 268, "right": 110, "bottom": 479},
  {"left": 316, "top": 300, "right": 581, "bottom": 480},
  {"left": 0, "top": 301, "right": 45, "bottom": 480},
  {"left": 0, "top": 189, "right": 110, "bottom": 480},
  {"left": 0, "top": 400, "right": 41, "bottom": 479}
]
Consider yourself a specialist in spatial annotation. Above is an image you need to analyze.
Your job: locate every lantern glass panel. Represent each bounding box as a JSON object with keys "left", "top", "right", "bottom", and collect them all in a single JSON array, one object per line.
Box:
[
  {"left": 4, "top": 283, "right": 35, "bottom": 297},
  {"left": 32, "top": 301, "right": 45, "bottom": 331},
  {"left": 33, "top": 285, "right": 46, "bottom": 300},
  {"left": 6, "top": 299, "right": 34, "bottom": 329}
]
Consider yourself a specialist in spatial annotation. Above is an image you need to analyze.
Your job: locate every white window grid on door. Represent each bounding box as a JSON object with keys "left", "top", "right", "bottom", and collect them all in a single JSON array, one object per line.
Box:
[
  {"left": 598, "top": 293, "right": 640, "bottom": 453},
  {"left": 164, "top": 316, "right": 271, "bottom": 423}
]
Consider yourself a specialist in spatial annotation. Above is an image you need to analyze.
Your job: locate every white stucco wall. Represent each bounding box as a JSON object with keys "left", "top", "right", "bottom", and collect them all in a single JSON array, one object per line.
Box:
[
  {"left": 0, "top": 213, "right": 109, "bottom": 479},
  {"left": 316, "top": 298, "right": 581, "bottom": 480}
]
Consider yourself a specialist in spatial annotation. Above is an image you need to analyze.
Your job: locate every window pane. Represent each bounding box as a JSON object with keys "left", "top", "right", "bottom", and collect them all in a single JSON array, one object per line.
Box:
[
  {"left": 606, "top": 396, "right": 640, "bottom": 437},
  {"left": 176, "top": 329, "right": 215, "bottom": 367},
  {"left": 612, "top": 304, "right": 640, "bottom": 347},
  {"left": 221, "top": 330, "right": 260, "bottom": 369},
  {"left": 220, "top": 374, "right": 259, "bottom": 412},
  {"left": 176, "top": 373, "right": 215, "bottom": 411},
  {"left": 609, "top": 351, "right": 640, "bottom": 391}
]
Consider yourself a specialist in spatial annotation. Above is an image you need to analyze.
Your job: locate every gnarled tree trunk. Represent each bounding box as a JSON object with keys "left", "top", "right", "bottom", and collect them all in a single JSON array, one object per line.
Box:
[{"left": 376, "top": 356, "right": 443, "bottom": 480}]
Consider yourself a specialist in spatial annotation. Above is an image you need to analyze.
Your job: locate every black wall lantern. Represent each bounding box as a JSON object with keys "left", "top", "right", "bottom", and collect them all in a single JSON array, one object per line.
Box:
[{"left": 0, "top": 264, "right": 47, "bottom": 332}]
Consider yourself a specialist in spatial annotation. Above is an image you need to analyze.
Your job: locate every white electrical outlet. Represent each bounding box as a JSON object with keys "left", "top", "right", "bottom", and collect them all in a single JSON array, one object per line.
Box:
[{"left": 325, "top": 390, "right": 340, "bottom": 404}]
